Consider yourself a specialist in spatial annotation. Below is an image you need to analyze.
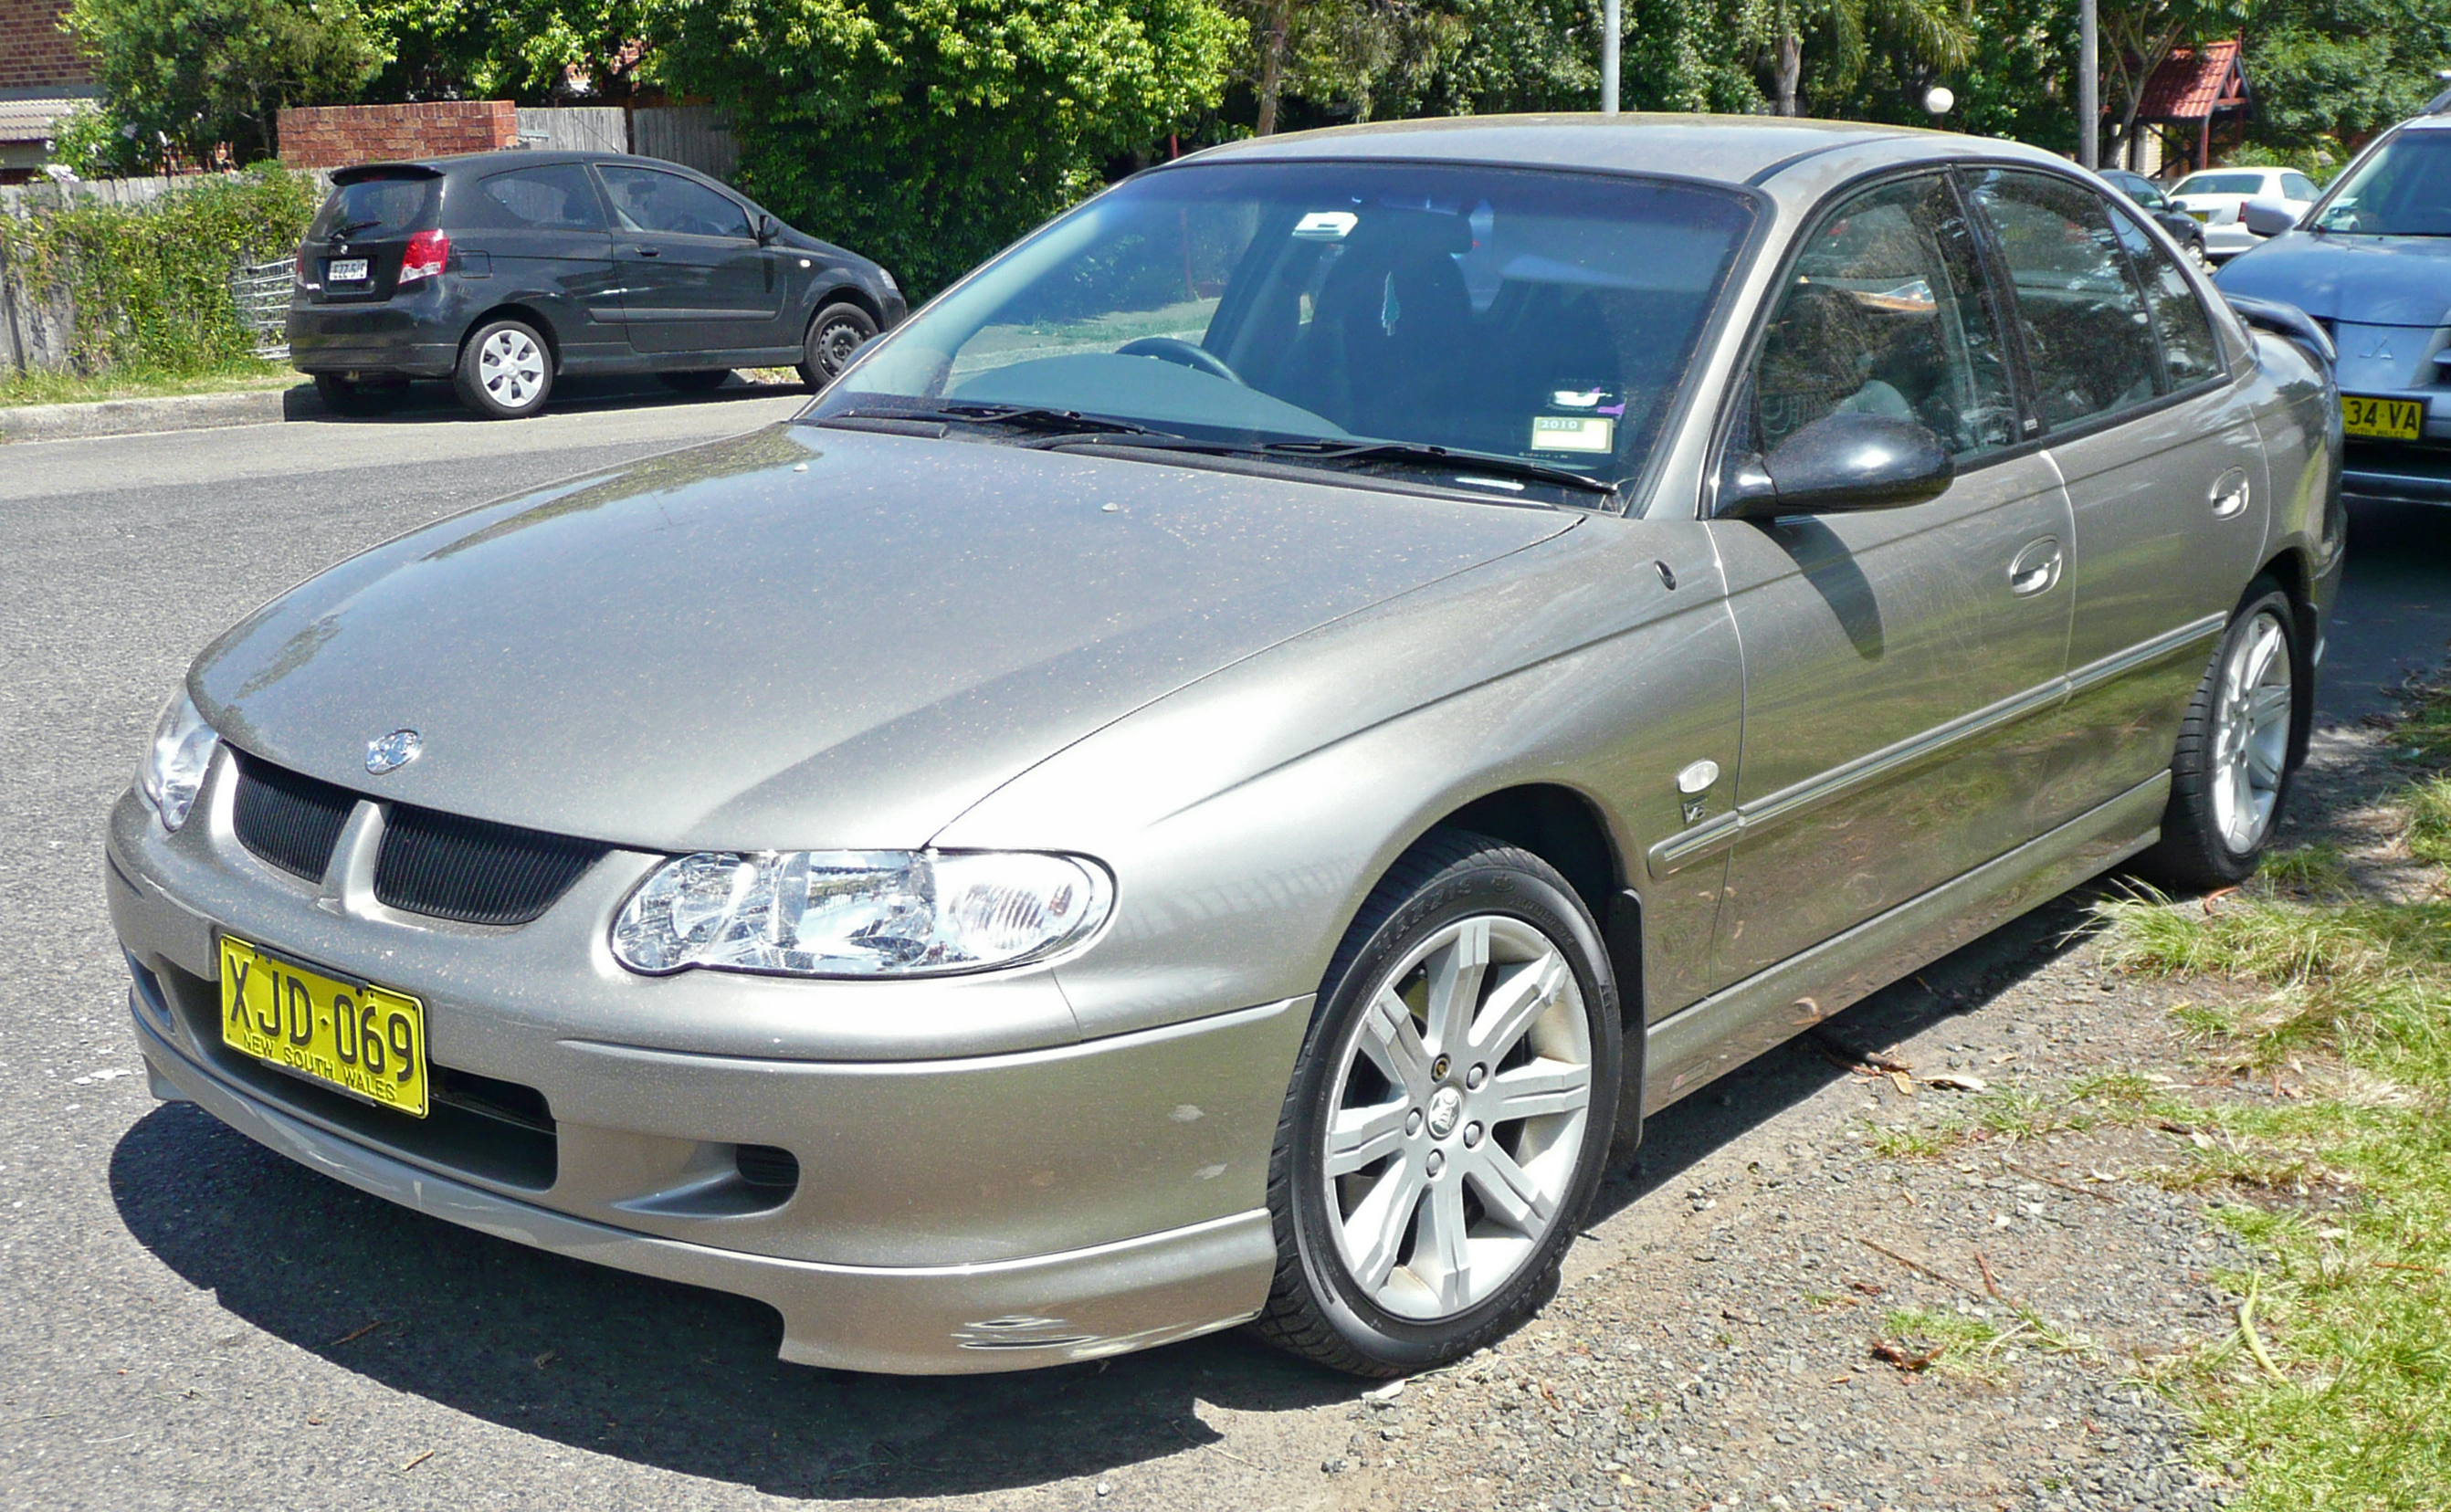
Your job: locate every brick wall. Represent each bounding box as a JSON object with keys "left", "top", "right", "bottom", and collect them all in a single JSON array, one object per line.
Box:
[
  {"left": 0, "top": 0, "right": 90, "bottom": 91},
  {"left": 277, "top": 101, "right": 520, "bottom": 170}
]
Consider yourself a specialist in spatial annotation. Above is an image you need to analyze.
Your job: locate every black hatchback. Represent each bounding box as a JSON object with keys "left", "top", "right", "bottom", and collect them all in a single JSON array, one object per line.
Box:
[{"left": 288, "top": 151, "right": 907, "bottom": 419}]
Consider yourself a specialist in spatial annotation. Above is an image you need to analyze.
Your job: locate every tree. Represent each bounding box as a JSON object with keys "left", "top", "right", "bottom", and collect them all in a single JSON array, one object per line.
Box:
[
  {"left": 2238, "top": 0, "right": 2451, "bottom": 164},
  {"left": 1764, "top": 0, "right": 1972, "bottom": 117},
  {"left": 65, "top": 0, "right": 384, "bottom": 163},
  {"left": 358, "top": 0, "right": 668, "bottom": 102},
  {"left": 659, "top": 0, "right": 1241, "bottom": 300}
]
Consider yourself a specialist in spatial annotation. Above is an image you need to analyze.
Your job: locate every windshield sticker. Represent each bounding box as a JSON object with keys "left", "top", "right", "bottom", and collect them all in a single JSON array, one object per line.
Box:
[
  {"left": 1293, "top": 211, "right": 1359, "bottom": 241},
  {"left": 1550, "top": 388, "right": 1627, "bottom": 417},
  {"left": 1531, "top": 415, "right": 1615, "bottom": 453}
]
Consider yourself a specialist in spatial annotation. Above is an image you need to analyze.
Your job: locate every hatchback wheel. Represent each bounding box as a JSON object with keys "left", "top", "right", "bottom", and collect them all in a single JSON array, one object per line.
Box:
[
  {"left": 1254, "top": 830, "right": 1620, "bottom": 1376},
  {"left": 799, "top": 301, "right": 879, "bottom": 389},
  {"left": 455, "top": 319, "right": 553, "bottom": 419},
  {"left": 2140, "top": 583, "right": 2303, "bottom": 889}
]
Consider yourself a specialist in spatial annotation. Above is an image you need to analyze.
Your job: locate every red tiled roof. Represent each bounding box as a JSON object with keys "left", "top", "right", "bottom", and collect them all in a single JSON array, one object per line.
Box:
[{"left": 2137, "top": 38, "right": 2248, "bottom": 122}]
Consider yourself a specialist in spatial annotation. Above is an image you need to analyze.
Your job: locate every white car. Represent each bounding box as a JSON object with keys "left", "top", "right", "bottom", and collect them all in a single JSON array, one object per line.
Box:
[{"left": 2169, "top": 166, "right": 2320, "bottom": 259}]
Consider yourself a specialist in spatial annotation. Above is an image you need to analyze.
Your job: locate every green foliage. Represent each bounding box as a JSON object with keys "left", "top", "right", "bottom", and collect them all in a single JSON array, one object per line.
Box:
[
  {"left": 64, "top": 0, "right": 384, "bottom": 164},
  {"left": 359, "top": 0, "right": 667, "bottom": 102},
  {"left": 660, "top": 0, "right": 1242, "bottom": 301},
  {"left": 0, "top": 166, "right": 321, "bottom": 376},
  {"left": 2241, "top": 0, "right": 2451, "bottom": 163}
]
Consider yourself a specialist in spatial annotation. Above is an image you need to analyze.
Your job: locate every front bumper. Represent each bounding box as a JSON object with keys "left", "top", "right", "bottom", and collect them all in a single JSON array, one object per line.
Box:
[
  {"left": 106, "top": 751, "right": 1303, "bottom": 1372},
  {"left": 2342, "top": 441, "right": 2451, "bottom": 505}
]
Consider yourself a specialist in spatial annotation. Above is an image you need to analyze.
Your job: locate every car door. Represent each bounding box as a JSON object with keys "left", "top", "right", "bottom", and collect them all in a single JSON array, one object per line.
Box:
[
  {"left": 594, "top": 163, "right": 788, "bottom": 355},
  {"left": 450, "top": 163, "right": 626, "bottom": 363},
  {"left": 1701, "top": 172, "right": 2078, "bottom": 988},
  {"left": 1960, "top": 167, "right": 2269, "bottom": 810}
]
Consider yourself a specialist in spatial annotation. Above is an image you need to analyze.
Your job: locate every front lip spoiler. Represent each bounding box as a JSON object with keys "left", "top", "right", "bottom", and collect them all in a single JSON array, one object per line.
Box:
[{"left": 130, "top": 1004, "right": 1277, "bottom": 1374}]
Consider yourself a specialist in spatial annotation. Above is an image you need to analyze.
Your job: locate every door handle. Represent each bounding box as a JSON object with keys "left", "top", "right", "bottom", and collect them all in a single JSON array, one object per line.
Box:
[
  {"left": 2210, "top": 467, "right": 2250, "bottom": 519},
  {"left": 2007, "top": 537, "right": 2063, "bottom": 597},
  {"left": 631, "top": 246, "right": 660, "bottom": 257}
]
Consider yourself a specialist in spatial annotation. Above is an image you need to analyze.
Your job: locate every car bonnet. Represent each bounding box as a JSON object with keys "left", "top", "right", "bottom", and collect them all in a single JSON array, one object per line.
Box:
[
  {"left": 2218, "top": 231, "right": 2451, "bottom": 326},
  {"left": 189, "top": 424, "right": 1577, "bottom": 852}
]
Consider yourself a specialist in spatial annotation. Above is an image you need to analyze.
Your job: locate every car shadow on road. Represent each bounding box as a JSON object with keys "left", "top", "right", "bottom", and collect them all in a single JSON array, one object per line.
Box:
[
  {"left": 105, "top": 884, "right": 2111, "bottom": 1499},
  {"left": 283, "top": 373, "right": 813, "bottom": 426}
]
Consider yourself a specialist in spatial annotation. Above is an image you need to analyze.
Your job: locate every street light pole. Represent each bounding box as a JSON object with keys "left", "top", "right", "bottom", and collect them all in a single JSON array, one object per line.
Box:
[
  {"left": 2078, "top": 0, "right": 2099, "bottom": 169},
  {"left": 1603, "top": 0, "right": 1622, "bottom": 114}
]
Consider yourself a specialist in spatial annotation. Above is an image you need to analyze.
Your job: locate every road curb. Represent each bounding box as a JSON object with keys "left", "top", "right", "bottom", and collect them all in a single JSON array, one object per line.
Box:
[{"left": 0, "top": 385, "right": 323, "bottom": 444}]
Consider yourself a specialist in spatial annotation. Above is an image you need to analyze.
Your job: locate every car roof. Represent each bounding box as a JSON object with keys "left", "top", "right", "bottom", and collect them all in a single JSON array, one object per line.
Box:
[
  {"left": 331, "top": 151, "right": 724, "bottom": 184},
  {"left": 1174, "top": 112, "right": 2070, "bottom": 191}
]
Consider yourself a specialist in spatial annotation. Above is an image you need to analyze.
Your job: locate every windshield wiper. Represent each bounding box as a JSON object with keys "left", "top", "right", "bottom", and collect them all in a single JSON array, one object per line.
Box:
[
  {"left": 821, "top": 404, "right": 1178, "bottom": 439},
  {"left": 1253, "top": 439, "right": 1619, "bottom": 497}
]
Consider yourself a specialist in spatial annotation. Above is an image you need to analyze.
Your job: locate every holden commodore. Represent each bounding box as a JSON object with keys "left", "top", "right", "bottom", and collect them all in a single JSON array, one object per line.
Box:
[{"left": 111, "top": 115, "right": 2341, "bottom": 1378}]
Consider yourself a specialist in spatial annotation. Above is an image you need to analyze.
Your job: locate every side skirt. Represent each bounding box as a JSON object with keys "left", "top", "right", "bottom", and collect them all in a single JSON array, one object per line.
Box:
[{"left": 1642, "top": 772, "right": 2170, "bottom": 1114}]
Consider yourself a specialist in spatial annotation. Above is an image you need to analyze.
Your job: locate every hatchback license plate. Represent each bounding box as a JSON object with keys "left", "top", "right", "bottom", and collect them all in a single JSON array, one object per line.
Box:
[
  {"left": 2343, "top": 394, "right": 2425, "bottom": 441},
  {"left": 219, "top": 934, "right": 428, "bottom": 1118},
  {"left": 328, "top": 257, "right": 369, "bottom": 283}
]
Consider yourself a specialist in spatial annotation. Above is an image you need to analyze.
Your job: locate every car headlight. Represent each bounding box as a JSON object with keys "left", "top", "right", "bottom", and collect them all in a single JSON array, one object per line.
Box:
[
  {"left": 610, "top": 849, "right": 1111, "bottom": 979},
  {"left": 141, "top": 687, "right": 220, "bottom": 833}
]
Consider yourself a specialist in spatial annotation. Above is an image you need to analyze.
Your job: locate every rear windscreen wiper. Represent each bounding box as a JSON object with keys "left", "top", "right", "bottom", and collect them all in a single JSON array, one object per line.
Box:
[{"left": 331, "top": 217, "right": 386, "bottom": 237}]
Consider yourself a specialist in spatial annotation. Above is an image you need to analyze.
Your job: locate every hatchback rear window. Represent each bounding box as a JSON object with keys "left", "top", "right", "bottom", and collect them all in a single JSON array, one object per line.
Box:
[
  {"left": 312, "top": 176, "right": 437, "bottom": 240},
  {"left": 2172, "top": 173, "right": 2267, "bottom": 196},
  {"left": 458, "top": 165, "right": 607, "bottom": 231}
]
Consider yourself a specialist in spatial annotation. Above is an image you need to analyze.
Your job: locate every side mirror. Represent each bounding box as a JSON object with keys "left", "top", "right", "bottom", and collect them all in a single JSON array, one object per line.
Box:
[
  {"left": 2241, "top": 198, "right": 2298, "bottom": 237},
  {"left": 757, "top": 213, "right": 782, "bottom": 244},
  {"left": 1720, "top": 412, "right": 1955, "bottom": 519}
]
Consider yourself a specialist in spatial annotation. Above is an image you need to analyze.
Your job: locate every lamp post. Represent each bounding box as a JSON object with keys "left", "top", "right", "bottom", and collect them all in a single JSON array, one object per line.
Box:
[
  {"left": 2078, "top": 0, "right": 2099, "bottom": 169},
  {"left": 1603, "top": 0, "right": 1622, "bottom": 114}
]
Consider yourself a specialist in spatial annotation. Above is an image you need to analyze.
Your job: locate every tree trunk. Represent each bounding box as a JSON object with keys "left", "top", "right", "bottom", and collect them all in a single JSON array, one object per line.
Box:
[
  {"left": 1256, "top": 0, "right": 1289, "bottom": 136},
  {"left": 1774, "top": 28, "right": 1803, "bottom": 116}
]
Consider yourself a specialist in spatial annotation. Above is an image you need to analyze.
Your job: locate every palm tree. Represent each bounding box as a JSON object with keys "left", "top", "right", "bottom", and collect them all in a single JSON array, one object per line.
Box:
[{"left": 1769, "top": 0, "right": 1972, "bottom": 116}]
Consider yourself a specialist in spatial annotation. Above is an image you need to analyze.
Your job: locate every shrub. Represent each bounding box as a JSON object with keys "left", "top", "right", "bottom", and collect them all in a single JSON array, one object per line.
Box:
[
  {"left": 0, "top": 165, "right": 321, "bottom": 376},
  {"left": 659, "top": 0, "right": 1243, "bottom": 301}
]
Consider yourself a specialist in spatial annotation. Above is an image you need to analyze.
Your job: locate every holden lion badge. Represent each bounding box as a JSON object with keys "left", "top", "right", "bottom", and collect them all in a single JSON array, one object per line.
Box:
[{"left": 364, "top": 729, "right": 423, "bottom": 776}]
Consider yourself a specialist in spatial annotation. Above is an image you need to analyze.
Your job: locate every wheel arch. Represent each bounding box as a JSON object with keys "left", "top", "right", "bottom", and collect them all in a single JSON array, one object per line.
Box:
[
  {"left": 2252, "top": 546, "right": 2319, "bottom": 771},
  {"left": 805, "top": 284, "right": 881, "bottom": 336},
  {"left": 458, "top": 303, "right": 563, "bottom": 372}
]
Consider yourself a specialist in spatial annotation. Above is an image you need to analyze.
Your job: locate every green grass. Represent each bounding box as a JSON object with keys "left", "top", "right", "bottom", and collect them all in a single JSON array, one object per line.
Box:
[
  {"left": 1879, "top": 1304, "right": 2091, "bottom": 1379},
  {"left": 2256, "top": 843, "right": 2354, "bottom": 898},
  {"left": 0, "top": 360, "right": 294, "bottom": 409},
  {"left": 2088, "top": 740, "right": 2451, "bottom": 1507}
]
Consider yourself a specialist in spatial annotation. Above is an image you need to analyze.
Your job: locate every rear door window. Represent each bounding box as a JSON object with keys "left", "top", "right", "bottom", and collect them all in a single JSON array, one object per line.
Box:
[
  {"left": 594, "top": 166, "right": 752, "bottom": 240},
  {"left": 462, "top": 165, "right": 606, "bottom": 230},
  {"left": 2107, "top": 203, "right": 2224, "bottom": 392},
  {"left": 1962, "top": 168, "right": 2162, "bottom": 431},
  {"left": 311, "top": 176, "right": 435, "bottom": 240}
]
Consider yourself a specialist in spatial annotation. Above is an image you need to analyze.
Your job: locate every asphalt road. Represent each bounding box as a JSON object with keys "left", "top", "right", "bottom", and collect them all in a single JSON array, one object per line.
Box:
[{"left": 3, "top": 394, "right": 2446, "bottom": 1512}]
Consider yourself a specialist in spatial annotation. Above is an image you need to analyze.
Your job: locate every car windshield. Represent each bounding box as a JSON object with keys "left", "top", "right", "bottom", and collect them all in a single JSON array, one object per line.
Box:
[
  {"left": 2311, "top": 132, "right": 2451, "bottom": 236},
  {"left": 2173, "top": 173, "right": 2267, "bottom": 196},
  {"left": 814, "top": 160, "right": 1758, "bottom": 496}
]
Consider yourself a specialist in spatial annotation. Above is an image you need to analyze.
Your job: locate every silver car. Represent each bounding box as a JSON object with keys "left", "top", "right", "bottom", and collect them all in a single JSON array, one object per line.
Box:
[{"left": 110, "top": 116, "right": 2341, "bottom": 1379}]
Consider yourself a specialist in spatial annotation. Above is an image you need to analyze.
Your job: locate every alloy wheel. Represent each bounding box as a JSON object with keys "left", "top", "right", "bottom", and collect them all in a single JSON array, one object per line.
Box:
[
  {"left": 1318, "top": 914, "right": 1593, "bottom": 1320},
  {"left": 2209, "top": 608, "right": 2292, "bottom": 854},
  {"left": 479, "top": 328, "right": 547, "bottom": 409}
]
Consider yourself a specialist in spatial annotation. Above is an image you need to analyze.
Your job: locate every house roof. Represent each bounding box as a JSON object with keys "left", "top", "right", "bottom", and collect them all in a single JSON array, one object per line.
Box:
[
  {"left": 2136, "top": 39, "right": 2251, "bottom": 124},
  {"left": 0, "top": 95, "right": 84, "bottom": 144}
]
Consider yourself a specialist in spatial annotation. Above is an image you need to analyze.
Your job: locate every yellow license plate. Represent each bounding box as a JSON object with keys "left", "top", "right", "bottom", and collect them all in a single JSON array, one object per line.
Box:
[
  {"left": 219, "top": 934, "right": 428, "bottom": 1118},
  {"left": 2343, "top": 394, "right": 2425, "bottom": 441}
]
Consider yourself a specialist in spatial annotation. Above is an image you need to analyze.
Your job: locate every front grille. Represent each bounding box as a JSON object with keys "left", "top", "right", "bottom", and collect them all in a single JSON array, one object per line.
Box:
[
  {"left": 373, "top": 803, "right": 609, "bottom": 926},
  {"left": 231, "top": 750, "right": 358, "bottom": 881}
]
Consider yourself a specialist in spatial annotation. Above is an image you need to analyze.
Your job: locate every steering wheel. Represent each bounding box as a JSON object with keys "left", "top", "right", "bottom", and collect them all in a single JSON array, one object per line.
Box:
[{"left": 1117, "top": 337, "right": 1243, "bottom": 384}]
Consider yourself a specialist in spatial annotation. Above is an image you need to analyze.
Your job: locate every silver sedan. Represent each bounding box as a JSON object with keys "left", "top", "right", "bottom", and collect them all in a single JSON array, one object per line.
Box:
[{"left": 110, "top": 115, "right": 2341, "bottom": 1378}]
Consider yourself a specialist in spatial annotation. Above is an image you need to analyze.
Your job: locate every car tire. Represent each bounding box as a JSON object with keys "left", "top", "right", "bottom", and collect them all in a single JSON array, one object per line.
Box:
[
  {"left": 798, "top": 301, "right": 878, "bottom": 389},
  {"left": 2185, "top": 235, "right": 2210, "bottom": 271},
  {"left": 1252, "top": 828, "right": 1622, "bottom": 1378},
  {"left": 2137, "top": 582, "right": 2304, "bottom": 891},
  {"left": 312, "top": 373, "right": 407, "bottom": 416},
  {"left": 657, "top": 370, "right": 731, "bottom": 394},
  {"left": 453, "top": 318, "right": 554, "bottom": 420}
]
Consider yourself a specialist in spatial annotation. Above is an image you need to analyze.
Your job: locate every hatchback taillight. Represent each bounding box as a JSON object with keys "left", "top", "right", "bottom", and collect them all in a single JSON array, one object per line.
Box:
[
  {"left": 293, "top": 247, "right": 307, "bottom": 285},
  {"left": 399, "top": 229, "right": 451, "bottom": 286}
]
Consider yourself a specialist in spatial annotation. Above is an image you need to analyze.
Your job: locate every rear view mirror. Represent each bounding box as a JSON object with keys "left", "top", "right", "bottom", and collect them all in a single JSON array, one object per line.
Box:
[
  {"left": 1719, "top": 412, "right": 1955, "bottom": 519},
  {"left": 2242, "top": 198, "right": 2298, "bottom": 237}
]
